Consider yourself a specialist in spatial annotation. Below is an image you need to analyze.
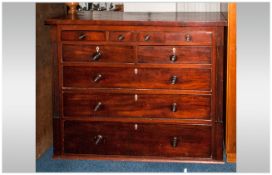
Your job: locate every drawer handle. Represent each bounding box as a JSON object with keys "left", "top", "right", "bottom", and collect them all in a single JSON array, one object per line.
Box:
[
  {"left": 94, "top": 135, "right": 103, "bottom": 145},
  {"left": 171, "top": 103, "right": 177, "bottom": 112},
  {"left": 171, "top": 136, "right": 179, "bottom": 148},
  {"left": 144, "top": 34, "right": 151, "bottom": 41},
  {"left": 94, "top": 102, "right": 102, "bottom": 112},
  {"left": 185, "top": 34, "right": 192, "bottom": 42},
  {"left": 93, "top": 74, "right": 103, "bottom": 83},
  {"left": 118, "top": 34, "right": 125, "bottom": 41},
  {"left": 170, "top": 76, "right": 177, "bottom": 84},
  {"left": 170, "top": 55, "right": 177, "bottom": 62},
  {"left": 170, "top": 48, "right": 177, "bottom": 62},
  {"left": 92, "top": 46, "right": 102, "bottom": 61},
  {"left": 78, "top": 33, "right": 86, "bottom": 40}
]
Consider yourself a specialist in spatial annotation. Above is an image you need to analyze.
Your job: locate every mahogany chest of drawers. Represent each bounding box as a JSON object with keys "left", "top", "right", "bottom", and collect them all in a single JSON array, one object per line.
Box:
[{"left": 46, "top": 11, "right": 227, "bottom": 163}]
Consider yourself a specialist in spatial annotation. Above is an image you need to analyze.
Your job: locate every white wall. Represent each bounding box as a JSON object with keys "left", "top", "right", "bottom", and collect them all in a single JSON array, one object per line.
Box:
[
  {"left": 124, "top": 3, "right": 176, "bottom": 12},
  {"left": 124, "top": 2, "right": 221, "bottom": 12},
  {"left": 177, "top": 2, "right": 220, "bottom": 12}
]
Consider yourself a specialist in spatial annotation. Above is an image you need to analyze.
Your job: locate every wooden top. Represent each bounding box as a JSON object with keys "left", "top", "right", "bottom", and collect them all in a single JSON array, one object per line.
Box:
[{"left": 45, "top": 11, "right": 227, "bottom": 27}]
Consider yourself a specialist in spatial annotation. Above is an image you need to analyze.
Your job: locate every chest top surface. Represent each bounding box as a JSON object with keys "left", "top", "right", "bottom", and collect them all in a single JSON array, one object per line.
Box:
[{"left": 45, "top": 11, "right": 227, "bottom": 27}]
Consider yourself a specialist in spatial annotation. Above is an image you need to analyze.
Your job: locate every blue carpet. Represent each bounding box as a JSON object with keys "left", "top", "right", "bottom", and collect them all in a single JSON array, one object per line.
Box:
[{"left": 36, "top": 147, "right": 236, "bottom": 172}]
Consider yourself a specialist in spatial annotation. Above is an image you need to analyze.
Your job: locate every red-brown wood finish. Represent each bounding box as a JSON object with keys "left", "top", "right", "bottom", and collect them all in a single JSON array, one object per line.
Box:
[
  {"left": 64, "top": 121, "right": 212, "bottom": 157},
  {"left": 61, "top": 30, "right": 106, "bottom": 41},
  {"left": 138, "top": 46, "right": 212, "bottom": 64},
  {"left": 63, "top": 66, "right": 212, "bottom": 90},
  {"left": 109, "top": 31, "right": 134, "bottom": 42},
  {"left": 63, "top": 93, "right": 211, "bottom": 119},
  {"left": 62, "top": 44, "right": 135, "bottom": 63},
  {"left": 138, "top": 31, "right": 164, "bottom": 43},
  {"left": 46, "top": 11, "right": 226, "bottom": 163},
  {"left": 164, "top": 31, "right": 212, "bottom": 43}
]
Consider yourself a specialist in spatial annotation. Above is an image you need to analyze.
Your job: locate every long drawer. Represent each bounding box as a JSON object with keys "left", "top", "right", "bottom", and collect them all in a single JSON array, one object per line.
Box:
[
  {"left": 63, "top": 92, "right": 211, "bottom": 119},
  {"left": 64, "top": 121, "right": 212, "bottom": 158},
  {"left": 63, "top": 66, "right": 211, "bottom": 91}
]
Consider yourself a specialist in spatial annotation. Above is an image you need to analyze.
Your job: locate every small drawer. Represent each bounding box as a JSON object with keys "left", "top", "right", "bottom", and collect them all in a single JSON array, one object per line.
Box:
[
  {"left": 109, "top": 31, "right": 134, "bottom": 42},
  {"left": 165, "top": 31, "right": 212, "bottom": 44},
  {"left": 64, "top": 121, "right": 212, "bottom": 158},
  {"left": 61, "top": 30, "right": 106, "bottom": 41},
  {"left": 62, "top": 44, "right": 134, "bottom": 63},
  {"left": 62, "top": 67, "right": 211, "bottom": 91},
  {"left": 63, "top": 93, "right": 211, "bottom": 119},
  {"left": 138, "top": 46, "right": 212, "bottom": 64},
  {"left": 138, "top": 32, "right": 164, "bottom": 43}
]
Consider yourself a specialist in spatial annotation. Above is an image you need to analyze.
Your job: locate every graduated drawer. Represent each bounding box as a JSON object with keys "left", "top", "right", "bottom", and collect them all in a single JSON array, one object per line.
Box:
[
  {"left": 61, "top": 30, "right": 106, "bottom": 41},
  {"left": 63, "top": 93, "right": 211, "bottom": 119},
  {"left": 62, "top": 67, "right": 211, "bottom": 91},
  {"left": 64, "top": 121, "right": 212, "bottom": 158},
  {"left": 138, "top": 31, "right": 164, "bottom": 43},
  {"left": 164, "top": 31, "right": 212, "bottom": 44},
  {"left": 62, "top": 44, "right": 134, "bottom": 63},
  {"left": 138, "top": 46, "right": 211, "bottom": 64},
  {"left": 109, "top": 31, "right": 134, "bottom": 42}
]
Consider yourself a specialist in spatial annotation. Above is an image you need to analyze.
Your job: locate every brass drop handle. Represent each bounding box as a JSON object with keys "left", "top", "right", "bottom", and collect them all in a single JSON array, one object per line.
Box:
[
  {"left": 170, "top": 48, "right": 177, "bottom": 62},
  {"left": 144, "top": 34, "right": 151, "bottom": 41},
  {"left": 94, "top": 102, "right": 102, "bottom": 112},
  {"left": 118, "top": 34, "right": 125, "bottom": 41},
  {"left": 185, "top": 34, "right": 192, "bottom": 42},
  {"left": 92, "top": 46, "right": 102, "bottom": 61},
  {"left": 170, "top": 76, "right": 177, "bottom": 84},
  {"left": 93, "top": 74, "right": 102, "bottom": 83},
  {"left": 171, "top": 136, "right": 178, "bottom": 148},
  {"left": 171, "top": 103, "right": 177, "bottom": 112},
  {"left": 94, "top": 135, "right": 103, "bottom": 145},
  {"left": 78, "top": 33, "right": 86, "bottom": 40}
]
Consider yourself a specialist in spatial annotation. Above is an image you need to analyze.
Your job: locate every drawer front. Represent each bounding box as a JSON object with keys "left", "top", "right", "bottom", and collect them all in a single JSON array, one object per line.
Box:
[
  {"left": 63, "top": 93, "right": 211, "bottom": 119},
  {"left": 138, "top": 46, "right": 211, "bottom": 64},
  {"left": 61, "top": 30, "right": 106, "bottom": 41},
  {"left": 136, "top": 68, "right": 211, "bottom": 90},
  {"left": 62, "top": 44, "right": 135, "bottom": 63},
  {"left": 63, "top": 67, "right": 211, "bottom": 91},
  {"left": 63, "top": 67, "right": 135, "bottom": 88},
  {"left": 109, "top": 31, "right": 134, "bottom": 42},
  {"left": 165, "top": 31, "right": 212, "bottom": 44},
  {"left": 64, "top": 121, "right": 212, "bottom": 157},
  {"left": 138, "top": 32, "right": 164, "bottom": 43}
]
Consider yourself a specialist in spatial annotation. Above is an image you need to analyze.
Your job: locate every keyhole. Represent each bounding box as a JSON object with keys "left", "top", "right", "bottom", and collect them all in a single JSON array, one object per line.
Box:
[
  {"left": 134, "top": 124, "right": 138, "bottom": 130},
  {"left": 134, "top": 94, "right": 138, "bottom": 102},
  {"left": 134, "top": 68, "right": 138, "bottom": 75}
]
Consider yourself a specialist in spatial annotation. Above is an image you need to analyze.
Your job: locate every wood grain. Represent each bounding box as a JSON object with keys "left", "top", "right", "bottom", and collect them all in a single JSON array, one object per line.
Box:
[
  {"left": 138, "top": 46, "right": 212, "bottom": 64},
  {"left": 46, "top": 11, "right": 227, "bottom": 162},
  {"left": 64, "top": 121, "right": 212, "bottom": 157},
  {"left": 226, "top": 3, "right": 236, "bottom": 163},
  {"left": 63, "top": 92, "right": 212, "bottom": 119},
  {"left": 62, "top": 44, "right": 135, "bottom": 63},
  {"left": 62, "top": 66, "right": 212, "bottom": 91}
]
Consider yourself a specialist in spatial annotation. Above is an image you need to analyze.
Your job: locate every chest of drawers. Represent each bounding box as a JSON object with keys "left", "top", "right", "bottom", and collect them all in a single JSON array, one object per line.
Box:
[{"left": 46, "top": 11, "right": 227, "bottom": 163}]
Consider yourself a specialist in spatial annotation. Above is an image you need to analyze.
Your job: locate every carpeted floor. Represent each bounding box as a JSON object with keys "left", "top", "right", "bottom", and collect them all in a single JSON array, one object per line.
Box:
[{"left": 36, "top": 147, "right": 236, "bottom": 172}]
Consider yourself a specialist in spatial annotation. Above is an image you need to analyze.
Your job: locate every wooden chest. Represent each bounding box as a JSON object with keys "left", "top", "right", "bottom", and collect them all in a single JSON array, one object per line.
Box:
[{"left": 46, "top": 11, "right": 227, "bottom": 163}]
